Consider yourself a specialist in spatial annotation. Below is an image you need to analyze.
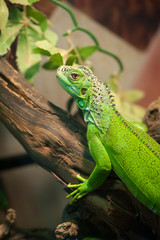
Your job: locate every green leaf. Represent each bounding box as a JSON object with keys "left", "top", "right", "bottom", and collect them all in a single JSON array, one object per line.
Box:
[
  {"left": 33, "top": 48, "right": 51, "bottom": 56},
  {"left": 43, "top": 61, "right": 58, "bottom": 70},
  {"left": 9, "top": 6, "right": 24, "bottom": 21},
  {"left": 43, "top": 53, "right": 63, "bottom": 70},
  {"left": 115, "top": 92, "right": 145, "bottom": 122},
  {"left": 26, "top": 6, "right": 48, "bottom": 32},
  {"left": 0, "top": 0, "right": 9, "bottom": 32},
  {"left": 28, "top": 0, "right": 39, "bottom": 3},
  {"left": 66, "top": 55, "right": 77, "bottom": 65},
  {"left": 77, "top": 46, "right": 98, "bottom": 60},
  {"left": 25, "top": 61, "right": 40, "bottom": 79},
  {"left": 124, "top": 90, "right": 145, "bottom": 103},
  {"left": 44, "top": 29, "right": 58, "bottom": 46},
  {"left": 50, "top": 53, "right": 63, "bottom": 65},
  {"left": 108, "top": 78, "right": 117, "bottom": 92},
  {"left": 34, "top": 40, "right": 58, "bottom": 56},
  {"left": 9, "top": 0, "right": 30, "bottom": 5},
  {"left": 16, "top": 26, "right": 42, "bottom": 80},
  {"left": 108, "top": 74, "right": 118, "bottom": 92},
  {"left": 0, "top": 23, "right": 23, "bottom": 55},
  {"left": 0, "top": 7, "right": 24, "bottom": 55}
]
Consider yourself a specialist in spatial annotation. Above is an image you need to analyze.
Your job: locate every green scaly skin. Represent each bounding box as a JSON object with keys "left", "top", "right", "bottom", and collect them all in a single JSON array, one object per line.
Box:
[{"left": 56, "top": 65, "right": 160, "bottom": 215}]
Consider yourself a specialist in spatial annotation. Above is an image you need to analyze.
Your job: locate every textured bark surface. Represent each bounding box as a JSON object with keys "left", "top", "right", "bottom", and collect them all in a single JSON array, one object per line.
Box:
[
  {"left": 0, "top": 58, "right": 136, "bottom": 237},
  {"left": 0, "top": 57, "right": 160, "bottom": 239},
  {"left": 0, "top": 58, "right": 93, "bottom": 186},
  {"left": 143, "top": 97, "right": 160, "bottom": 144}
]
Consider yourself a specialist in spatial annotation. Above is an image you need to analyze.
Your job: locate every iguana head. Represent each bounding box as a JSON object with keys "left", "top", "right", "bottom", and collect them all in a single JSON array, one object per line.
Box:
[{"left": 56, "top": 65, "right": 94, "bottom": 109}]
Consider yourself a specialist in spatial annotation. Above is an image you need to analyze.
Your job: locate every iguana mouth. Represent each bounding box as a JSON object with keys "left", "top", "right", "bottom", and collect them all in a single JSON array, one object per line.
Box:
[
  {"left": 56, "top": 74, "right": 69, "bottom": 88},
  {"left": 56, "top": 73, "right": 81, "bottom": 98}
]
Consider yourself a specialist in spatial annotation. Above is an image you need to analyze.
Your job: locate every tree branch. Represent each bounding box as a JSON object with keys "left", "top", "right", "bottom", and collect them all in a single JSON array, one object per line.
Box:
[
  {"left": 143, "top": 97, "right": 160, "bottom": 144},
  {"left": 0, "top": 57, "right": 136, "bottom": 235},
  {"left": 0, "top": 57, "right": 93, "bottom": 186}
]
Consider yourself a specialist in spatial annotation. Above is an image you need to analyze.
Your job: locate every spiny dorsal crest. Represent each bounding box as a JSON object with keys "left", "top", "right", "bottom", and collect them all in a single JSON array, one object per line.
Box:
[
  {"left": 106, "top": 85, "right": 116, "bottom": 108},
  {"left": 79, "top": 66, "right": 97, "bottom": 82},
  {"left": 91, "top": 76, "right": 116, "bottom": 108},
  {"left": 81, "top": 67, "right": 160, "bottom": 159}
]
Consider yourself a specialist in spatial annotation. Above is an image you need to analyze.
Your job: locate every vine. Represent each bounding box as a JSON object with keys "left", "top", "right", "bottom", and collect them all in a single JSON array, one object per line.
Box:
[
  {"left": 50, "top": 0, "right": 123, "bottom": 74},
  {"left": 0, "top": 0, "right": 123, "bottom": 84}
]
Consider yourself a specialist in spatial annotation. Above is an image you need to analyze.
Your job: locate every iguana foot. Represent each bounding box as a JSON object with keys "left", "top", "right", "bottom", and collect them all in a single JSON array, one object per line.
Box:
[{"left": 66, "top": 175, "right": 92, "bottom": 204}]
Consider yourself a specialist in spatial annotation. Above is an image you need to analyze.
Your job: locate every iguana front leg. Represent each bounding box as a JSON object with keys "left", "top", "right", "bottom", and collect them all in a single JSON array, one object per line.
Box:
[{"left": 67, "top": 123, "right": 111, "bottom": 204}]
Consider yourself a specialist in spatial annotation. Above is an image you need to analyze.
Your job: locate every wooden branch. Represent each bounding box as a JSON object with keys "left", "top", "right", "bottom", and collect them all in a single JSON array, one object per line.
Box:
[
  {"left": 0, "top": 58, "right": 136, "bottom": 235},
  {"left": 143, "top": 97, "right": 160, "bottom": 144},
  {"left": 0, "top": 57, "right": 159, "bottom": 239},
  {"left": 0, "top": 58, "right": 93, "bottom": 186}
]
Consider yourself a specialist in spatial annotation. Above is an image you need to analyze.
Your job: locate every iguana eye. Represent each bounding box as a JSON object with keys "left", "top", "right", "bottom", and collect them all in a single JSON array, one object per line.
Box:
[{"left": 70, "top": 73, "right": 79, "bottom": 80}]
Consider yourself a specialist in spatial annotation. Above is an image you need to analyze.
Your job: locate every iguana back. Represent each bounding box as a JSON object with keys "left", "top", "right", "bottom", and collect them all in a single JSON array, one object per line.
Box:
[
  {"left": 101, "top": 110, "right": 160, "bottom": 214},
  {"left": 56, "top": 65, "right": 160, "bottom": 215}
]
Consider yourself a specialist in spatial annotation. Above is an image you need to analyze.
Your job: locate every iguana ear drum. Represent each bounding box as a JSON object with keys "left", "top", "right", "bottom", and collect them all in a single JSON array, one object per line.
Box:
[
  {"left": 81, "top": 88, "right": 87, "bottom": 95},
  {"left": 78, "top": 100, "right": 84, "bottom": 108}
]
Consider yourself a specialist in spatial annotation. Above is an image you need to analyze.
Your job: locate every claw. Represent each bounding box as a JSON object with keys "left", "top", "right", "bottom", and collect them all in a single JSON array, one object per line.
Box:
[
  {"left": 76, "top": 174, "right": 86, "bottom": 182},
  {"left": 66, "top": 174, "right": 90, "bottom": 204},
  {"left": 77, "top": 192, "right": 86, "bottom": 200},
  {"left": 67, "top": 183, "right": 82, "bottom": 188},
  {"left": 66, "top": 189, "right": 79, "bottom": 199},
  {"left": 69, "top": 192, "right": 80, "bottom": 205}
]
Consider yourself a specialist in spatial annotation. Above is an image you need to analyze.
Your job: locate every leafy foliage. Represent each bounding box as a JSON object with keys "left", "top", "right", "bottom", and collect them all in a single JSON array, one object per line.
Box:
[
  {"left": 28, "top": 0, "right": 40, "bottom": 3},
  {"left": 115, "top": 92, "right": 145, "bottom": 122},
  {"left": 26, "top": 6, "right": 48, "bottom": 31},
  {"left": 0, "top": 1, "right": 98, "bottom": 83},
  {"left": 0, "top": 0, "right": 9, "bottom": 32},
  {"left": 66, "top": 55, "right": 78, "bottom": 65},
  {"left": 0, "top": 4, "right": 58, "bottom": 82},
  {"left": 77, "top": 46, "right": 98, "bottom": 61},
  {"left": 0, "top": 0, "right": 145, "bottom": 121},
  {"left": 0, "top": 0, "right": 123, "bottom": 84},
  {"left": 124, "top": 89, "right": 145, "bottom": 102},
  {"left": 9, "top": 0, "right": 30, "bottom": 5},
  {"left": 34, "top": 40, "right": 58, "bottom": 56}
]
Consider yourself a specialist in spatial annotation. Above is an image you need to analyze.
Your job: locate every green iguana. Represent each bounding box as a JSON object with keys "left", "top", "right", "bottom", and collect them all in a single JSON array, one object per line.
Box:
[{"left": 56, "top": 65, "right": 160, "bottom": 215}]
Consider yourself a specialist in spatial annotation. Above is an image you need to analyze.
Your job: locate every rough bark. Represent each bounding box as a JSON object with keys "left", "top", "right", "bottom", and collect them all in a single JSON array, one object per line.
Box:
[
  {"left": 0, "top": 58, "right": 93, "bottom": 185},
  {"left": 0, "top": 58, "right": 135, "bottom": 236},
  {"left": 143, "top": 97, "right": 160, "bottom": 144},
  {"left": 0, "top": 57, "right": 160, "bottom": 239}
]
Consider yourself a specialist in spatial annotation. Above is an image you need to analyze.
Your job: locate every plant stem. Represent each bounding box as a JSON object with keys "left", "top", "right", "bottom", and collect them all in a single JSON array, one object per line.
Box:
[
  {"left": 71, "top": 26, "right": 100, "bottom": 47},
  {"left": 49, "top": 0, "right": 78, "bottom": 27},
  {"left": 49, "top": 0, "right": 123, "bottom": 73},
  {"left": 98, "top": 47, "right": 123, "bottom": 73},
  {"left": 23, "top": 5, "right": 27, "bottom": 19}
]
